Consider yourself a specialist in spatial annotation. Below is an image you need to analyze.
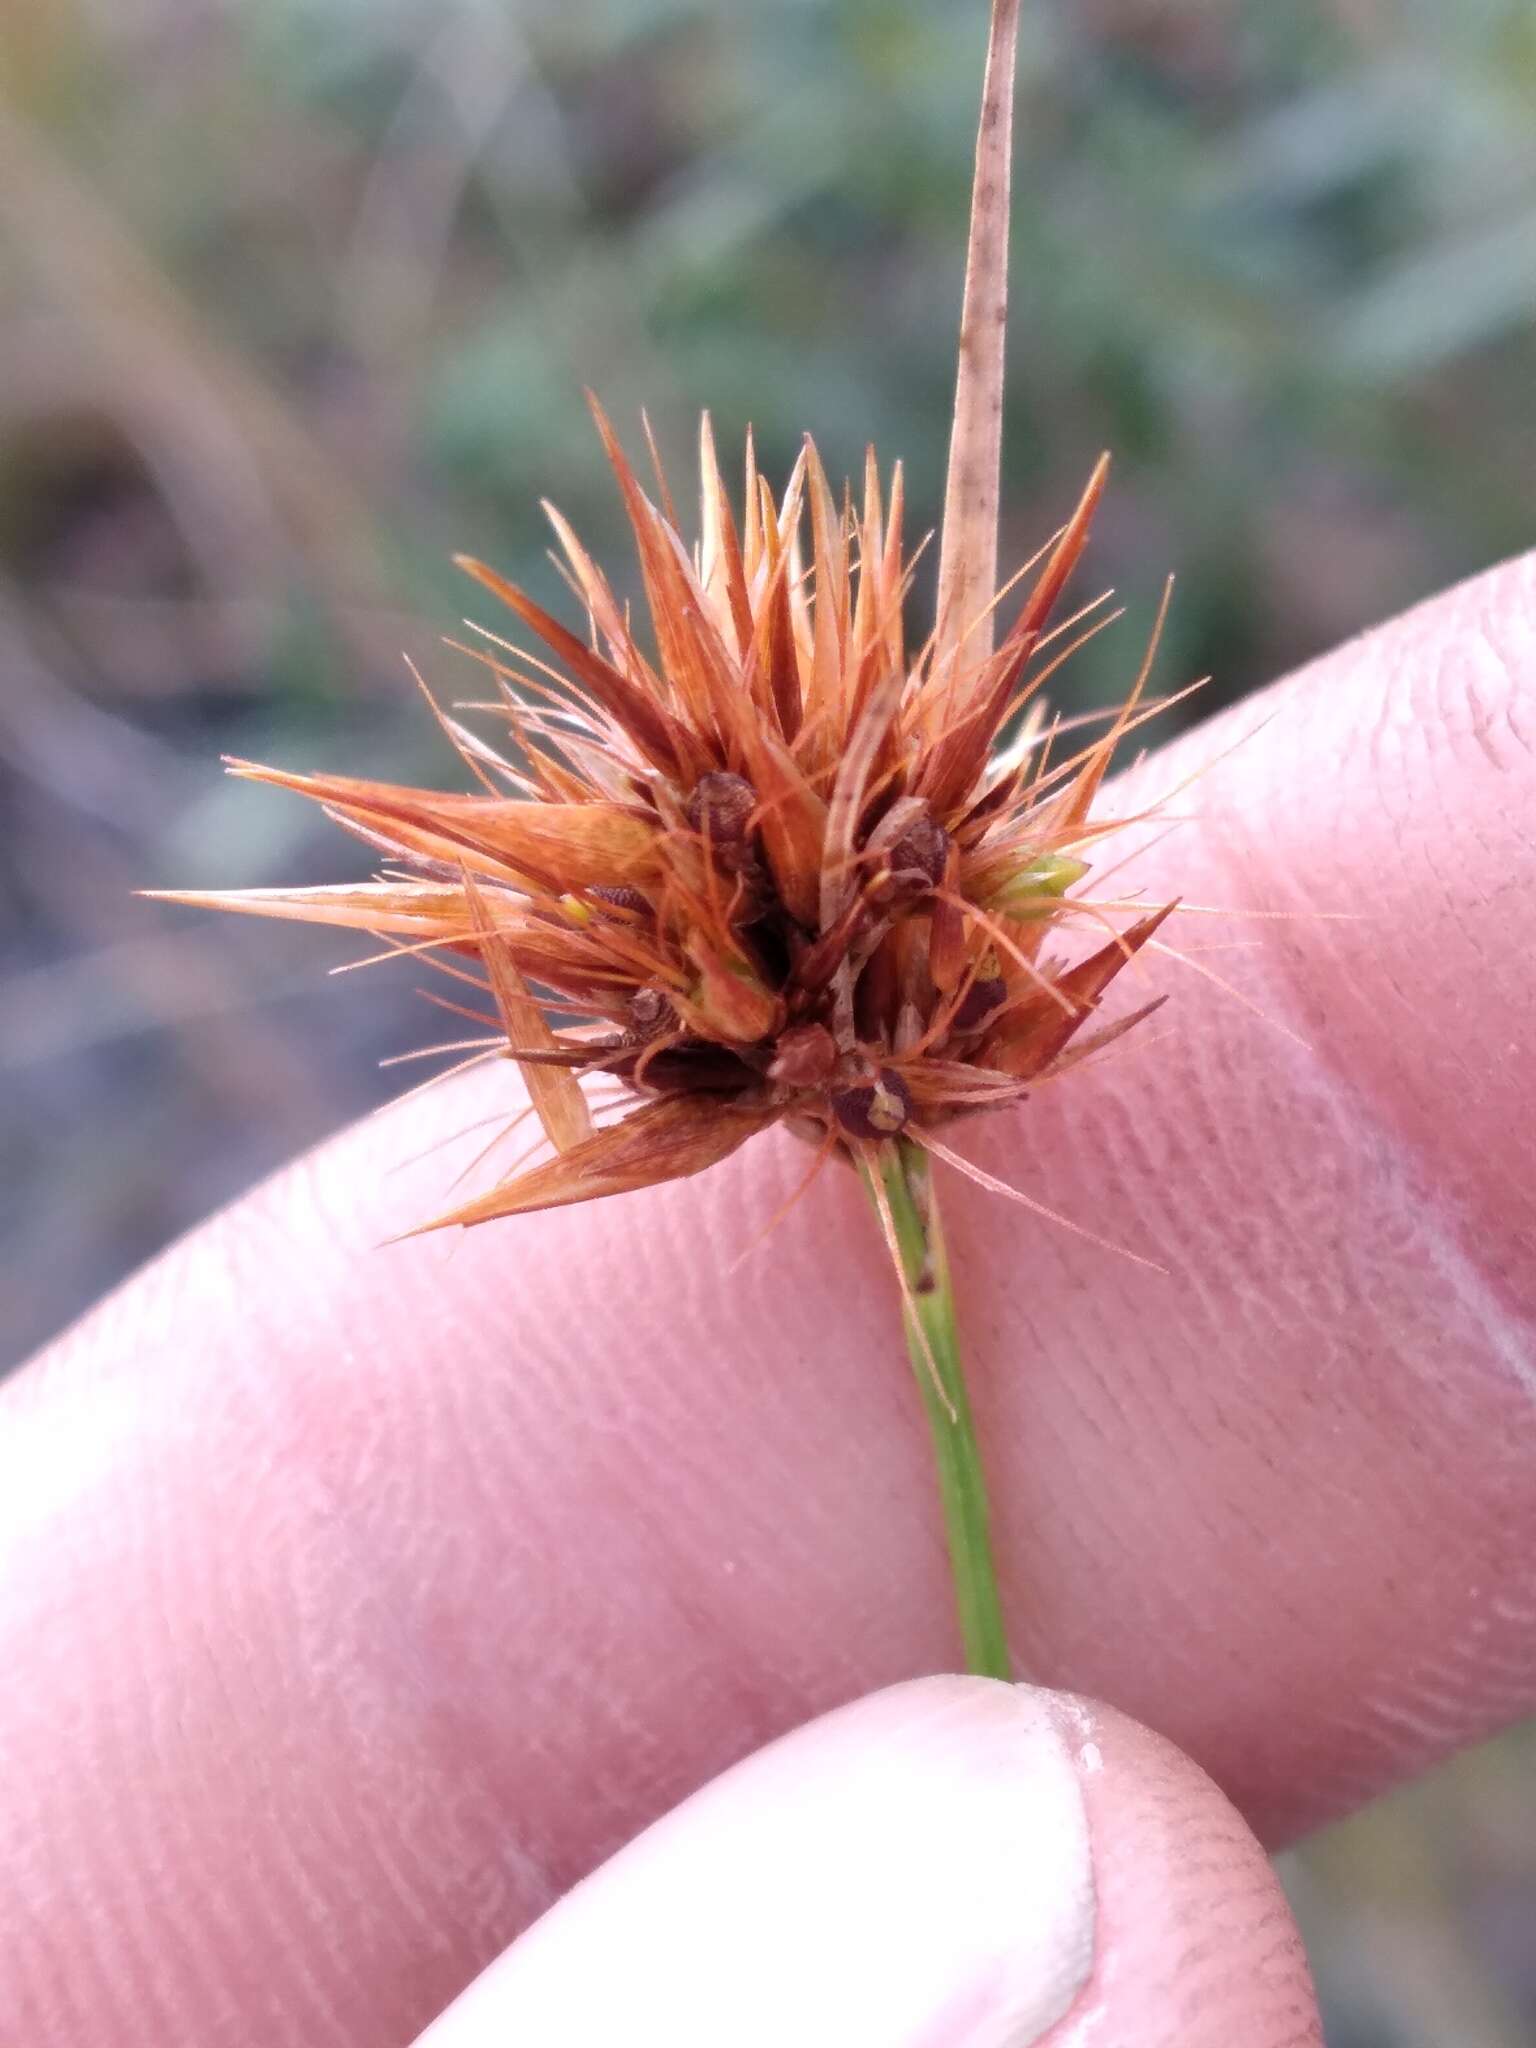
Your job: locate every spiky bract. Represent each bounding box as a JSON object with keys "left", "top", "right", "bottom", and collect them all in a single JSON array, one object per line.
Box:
[{"left": 166, "top": 410, "right": 1173, "bottom": 1229}]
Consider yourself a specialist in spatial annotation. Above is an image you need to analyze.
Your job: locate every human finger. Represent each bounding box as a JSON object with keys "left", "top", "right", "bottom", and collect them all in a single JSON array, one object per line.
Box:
[
  {"left": 411, "top": 1678, "right": 1320, "bottom": 2048},
  {"left": 4, "top": 558, "right": 1532, "bottom": 2046}
]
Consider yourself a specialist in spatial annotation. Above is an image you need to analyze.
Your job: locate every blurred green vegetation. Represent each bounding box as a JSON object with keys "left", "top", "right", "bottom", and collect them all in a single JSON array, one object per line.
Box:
[{"left": 1, "top": 5, "right": 1533, "bottom": 2041}]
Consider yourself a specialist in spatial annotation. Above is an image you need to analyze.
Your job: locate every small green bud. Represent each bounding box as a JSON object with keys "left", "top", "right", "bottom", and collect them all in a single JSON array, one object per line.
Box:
[{"left": 984, "top": 853, "right": 1088, "bottom": 919}]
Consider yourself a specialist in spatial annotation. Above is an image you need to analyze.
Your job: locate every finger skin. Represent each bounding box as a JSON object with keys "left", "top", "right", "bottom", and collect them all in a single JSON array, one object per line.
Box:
[
  {"left": 411, "top": 1679, "right": 1319, "bottom": 2048},
  {"left": 1042, "top": 1690, "right": 1321, "bottom": 2047},
  {"left": 4, "top": 559, "right": 1534, "bottom": 2045}
]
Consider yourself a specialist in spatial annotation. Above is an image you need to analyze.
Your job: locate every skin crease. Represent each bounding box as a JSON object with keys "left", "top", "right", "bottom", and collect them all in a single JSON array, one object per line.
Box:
[{"left": 3, "top": 556, "right": 1534, "bottom": 2043}]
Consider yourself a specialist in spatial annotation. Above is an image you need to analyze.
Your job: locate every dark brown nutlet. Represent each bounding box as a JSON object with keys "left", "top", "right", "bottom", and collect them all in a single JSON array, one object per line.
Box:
[
  {"left": 686, "top": 772, "right": 758, "bottom": 872},
  {"left": 949, "top": 975, "right": 1008, "bottom": 1035},
  {"left": 633, "top": 1044, "right": 759, "bottom": 1095},
  {"left": 588, "top": 883, "right": 651, "bottom": 916},
  {"left": 863, "top": 798, "right": 949, "bottom": 907},
  {"left": 767, "top": 1022, "right": 837, "bottom": 1089},
  {"left": 830, "top": 1065, "right": 913, "bottom": 1141}
]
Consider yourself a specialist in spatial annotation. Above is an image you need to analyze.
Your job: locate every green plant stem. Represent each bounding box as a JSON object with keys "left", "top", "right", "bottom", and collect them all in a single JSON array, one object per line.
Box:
[{"left": 862, "top": 1137, "right": 1012, "bottom": 1680}]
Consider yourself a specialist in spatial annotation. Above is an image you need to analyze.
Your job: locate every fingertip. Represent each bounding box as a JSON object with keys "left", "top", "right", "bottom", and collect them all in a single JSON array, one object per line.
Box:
[
  {"left": 1041, "top": 1698, "right": 1322, "bottom": 2046},
  {"left": 410, "top": 1680, "right": 1320, "bottom": 2048},
  {"left": 412, "top": 1676, "right": 1096, "bottom": 2047}
]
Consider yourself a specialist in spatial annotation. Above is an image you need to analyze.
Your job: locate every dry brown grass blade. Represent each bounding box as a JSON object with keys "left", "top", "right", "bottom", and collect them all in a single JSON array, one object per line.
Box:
[
  {"left": 919, "top": 454, "right": 1110, "bottom": 812},
  {"left": 697, "top": 412, "right": 756, "bottom": 663},
  {"left": 585, "top": 398, "right": 748, "bottom": 766},
  {"left": 461, "top": 875, "right": 592, "bottom": 1154},
  {"left": 988, "top": 899, "right": 1178, "bottom": 1075},
  {"left": 933, "top": 0, "right": 1022, "bottom": 679},
  {"left": 140, "top": 881, "right": 474, "bottom": 938},
  {"left": 454, "top": 554, "right": 688, "bottom": 778},
  {"left": 403, "top": 1093, "right": 775, "bottom": 1231}
]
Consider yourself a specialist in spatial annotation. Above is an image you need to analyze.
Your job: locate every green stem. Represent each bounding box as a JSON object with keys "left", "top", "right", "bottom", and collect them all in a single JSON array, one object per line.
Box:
[{"left": 861, "top": 1137, "right": 1012, "bottom": 1680}]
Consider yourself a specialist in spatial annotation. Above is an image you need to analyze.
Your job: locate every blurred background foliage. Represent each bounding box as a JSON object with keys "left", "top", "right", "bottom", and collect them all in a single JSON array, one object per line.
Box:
[{"left": 1, "top": 2, "right": 1532, "bottom": 2039}]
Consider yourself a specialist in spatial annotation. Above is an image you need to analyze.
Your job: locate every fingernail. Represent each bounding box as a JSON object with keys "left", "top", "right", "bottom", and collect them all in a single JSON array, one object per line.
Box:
[
  {"left": 414, "top": 1674, "right": 1096, "bottom": 2047},
  {"left": 894, "top": 1679, "right": 1097, "bottom": 2046}
]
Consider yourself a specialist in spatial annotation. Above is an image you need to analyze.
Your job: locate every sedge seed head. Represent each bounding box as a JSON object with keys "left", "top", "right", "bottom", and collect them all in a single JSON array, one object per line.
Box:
[
  {"left": 156, "top": 0, "right": 1184, "bottom": 1235},
  {"left": 160, "top": 419, "right": 1178, "bottom": 1230}
]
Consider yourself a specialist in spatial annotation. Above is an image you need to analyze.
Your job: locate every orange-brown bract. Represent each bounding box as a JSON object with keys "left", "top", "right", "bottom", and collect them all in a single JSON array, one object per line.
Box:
[{"left": 161, "top": 411, "right": 1176, "bottom": 1232}]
